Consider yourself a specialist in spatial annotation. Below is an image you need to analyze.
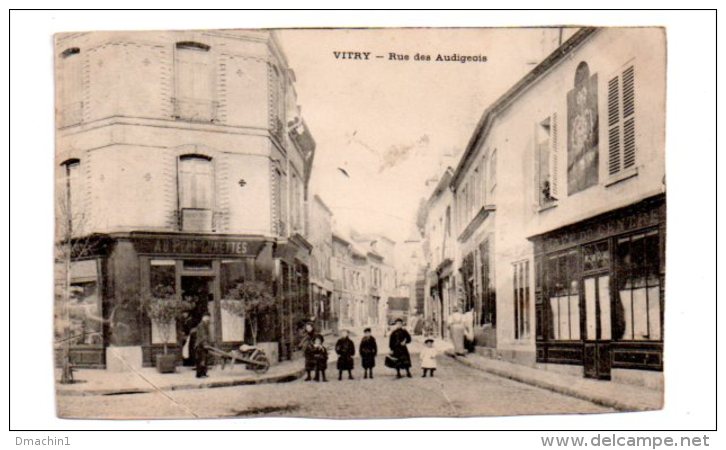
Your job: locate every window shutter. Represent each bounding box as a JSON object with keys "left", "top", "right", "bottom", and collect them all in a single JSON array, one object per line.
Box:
[
  {"left": 549, "top": 112, "right": 559, "bottom": 200},
  {"left": 608, "top": 65, "right": 636, "bottom": 177},
  {"left": 607, "top": 75, "right": 621, "bottom": 176},
  {"left": 622, "top": 66, "right": 636, "bottom": 169}
]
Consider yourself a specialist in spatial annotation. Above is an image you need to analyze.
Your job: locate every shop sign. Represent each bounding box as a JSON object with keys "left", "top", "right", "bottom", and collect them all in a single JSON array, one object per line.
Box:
[{"left": 134, "top": 237, "right": 265, "bottom": 257}]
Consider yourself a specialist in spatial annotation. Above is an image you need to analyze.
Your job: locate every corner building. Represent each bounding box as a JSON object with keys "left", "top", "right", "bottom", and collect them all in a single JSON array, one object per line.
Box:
[{"left": 55, "top": 30, "right": 316, "bottom": 369}]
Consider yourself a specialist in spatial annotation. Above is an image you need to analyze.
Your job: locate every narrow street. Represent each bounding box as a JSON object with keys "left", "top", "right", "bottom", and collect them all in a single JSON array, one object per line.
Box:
[{"left": 57, "top": 355, "right": 612, "bottom": 419}]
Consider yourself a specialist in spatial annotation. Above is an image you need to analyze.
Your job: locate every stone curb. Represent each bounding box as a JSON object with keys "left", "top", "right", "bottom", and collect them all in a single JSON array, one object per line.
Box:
[
  {"left": 445, "top": 351, "right": 658, "bottom": 412},
  {"left": 56, "top": 367, "right": 306, "bottom": 397}
]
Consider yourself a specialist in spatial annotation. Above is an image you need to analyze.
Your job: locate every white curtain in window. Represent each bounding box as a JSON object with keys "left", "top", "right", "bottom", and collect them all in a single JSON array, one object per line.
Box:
[
  {"left": 221, "top": 307, "right": 245, "bottom": 342},
  {"left": 584, "top": 278, "right": 597, "bottom": 340},
  {"left": 619, "top": 289, "right": 633, "bottom": 340},
  {"left": 632, "top": 288, "right": 649, "bottom": 340},
  {"left": 647, "top": 286, "right": 661, "bottom": 340},
  {"left": 568, "top": 294, "right": 580, "bottom": 340},
  {"left": 599, "top": 276, "right": 612, "bottom": 340}
]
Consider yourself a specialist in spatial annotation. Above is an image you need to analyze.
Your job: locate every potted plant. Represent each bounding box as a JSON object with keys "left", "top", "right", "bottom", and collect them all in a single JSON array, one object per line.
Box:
[
  {"left": 143, "top": 288, "right": 192, "bottom": 373},
  {"left": 222, "top": 280, "right": 276, "bottom": 346}
]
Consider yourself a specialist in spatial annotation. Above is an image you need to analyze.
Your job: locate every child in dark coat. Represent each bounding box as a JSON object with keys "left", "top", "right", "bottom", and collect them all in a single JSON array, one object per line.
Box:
[
  {"left": 300, "top": 321, "right": 322, "bottom": 381},
  {"left": 312, "top": 335, "right": 328, "bottom": 382},
  {"left": 335, "top": 329, "right": 356, "bottom": 380},
  {"left": 359, "top": 327, "right": 378, "bottom": 379}
]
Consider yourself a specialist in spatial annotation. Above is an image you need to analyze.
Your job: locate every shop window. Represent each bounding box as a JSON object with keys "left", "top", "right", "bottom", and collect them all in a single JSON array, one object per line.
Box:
[
  {"left": 615, "top": 230, "right": 661, "bottom": 341},
  {"left": 220, "top": 260, "right": 248, "bottom": 342},
  {"left": 183, "top": 259, "right": 213, "bottom": 271},
  {"left": 149, "top": 260, "right": 177, "bottom": 344},
  {"left": 547, "top": 250, "right": 580, "bottom": 340},
  {"left": 460, "top": 253, "right": 476, "bottom": 314},
  {"left": 536, "top": 114, "right": 560, "bottom": 207},
  {"left": 178, "top": 155, "right": 214, "bottom": 232},
  {"left": 583, "top": 241, "right": 610, "bottom": 272},
  {"left": 479, "top": 240, "right": 496, "bottom": 326},
  {"left": 607, "top": 65, "right": 636, "bottom": 178},
  {"left": 55, "top": 260, "right": 102, "bottom": 347},
  {"left": 513, "top": 260, "right": 531, "bottom": 340},
  {"left": 174, "top": 41, "right": 216, "bottom": 122},
  {"left": 150, "top": 259, "right": 176, "bottom": 298},
  {"left": 59, "top": 47, "right": 83, "bottom": 127}
]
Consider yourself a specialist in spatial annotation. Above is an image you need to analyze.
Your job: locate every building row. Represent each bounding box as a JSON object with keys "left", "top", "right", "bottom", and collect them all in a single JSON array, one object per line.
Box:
[
  {"left": 53, "top": 30, "right": 396, "bottom": 371},
  {"left": 419, "top": 28, "right": 666, "bottom": 387}
]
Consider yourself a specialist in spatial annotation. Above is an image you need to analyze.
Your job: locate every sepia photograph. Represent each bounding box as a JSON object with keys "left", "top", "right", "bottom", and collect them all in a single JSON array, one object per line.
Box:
[{"left": 50, "top": 25, "right": 669, "bottom": 420}]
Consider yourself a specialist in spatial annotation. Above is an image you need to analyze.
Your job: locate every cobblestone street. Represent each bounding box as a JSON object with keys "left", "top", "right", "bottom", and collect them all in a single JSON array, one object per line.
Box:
[{"left": 57, "top": 355, "right": 612, "bottom": 419}]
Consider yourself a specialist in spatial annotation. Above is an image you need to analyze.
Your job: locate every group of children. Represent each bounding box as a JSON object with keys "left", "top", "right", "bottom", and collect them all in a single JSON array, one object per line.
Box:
[{"left": 302, "top": 324, "right": 439, "bottom": 382}]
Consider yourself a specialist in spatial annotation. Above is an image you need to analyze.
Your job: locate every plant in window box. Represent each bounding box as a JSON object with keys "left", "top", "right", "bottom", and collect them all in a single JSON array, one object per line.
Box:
[
  {"left": 142, "top": 289, "right": 192, "bottom": 373},
  {"left": 541, "top": 181, "right": 557, "bottom": 204}
]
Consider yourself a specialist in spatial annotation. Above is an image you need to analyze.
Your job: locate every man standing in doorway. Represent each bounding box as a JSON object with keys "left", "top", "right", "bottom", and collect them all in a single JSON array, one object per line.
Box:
[{"left": 194, "top": 314, "right": 211, "bottom": 378}]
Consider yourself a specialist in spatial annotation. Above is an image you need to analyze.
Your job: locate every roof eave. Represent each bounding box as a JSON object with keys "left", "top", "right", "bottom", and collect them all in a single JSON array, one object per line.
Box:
[{"left": 450, "top": 27, "right": 599, "bottom": 189}]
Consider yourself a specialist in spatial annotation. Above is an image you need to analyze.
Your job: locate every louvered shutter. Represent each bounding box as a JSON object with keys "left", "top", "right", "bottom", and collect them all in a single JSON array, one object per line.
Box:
[
  {"left": 622, "top": 66, "right": 636, "bottom": 169},
  {"left": 608, "top": 75, "right": 621, "bottom": 175},
  {"left": 549, "top": 112, "right": 560, "bottom": 200},
  {"left": 608, "top": 65, "right": 636, "bottom": 176}
]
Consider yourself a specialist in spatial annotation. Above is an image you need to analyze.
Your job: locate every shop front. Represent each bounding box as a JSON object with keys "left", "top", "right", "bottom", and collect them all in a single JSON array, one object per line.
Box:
[
  {"left": 59, "top": 232, "right": 312, "bottom": 369},
  {"left": 432, "top": 258, "right": 454, "bottom": 338},
  {"left": 530, "top": 195, "right": 665, "bottom": 380}
]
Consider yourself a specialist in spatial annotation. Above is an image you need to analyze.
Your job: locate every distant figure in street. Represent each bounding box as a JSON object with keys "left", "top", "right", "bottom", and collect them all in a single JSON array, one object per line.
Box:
[
  {"left": 335, "top": 329, "right": 356, "bottom": 380},
  {"left": 300, "top": 321, "right": 321, "bottom": 381},
  {"left": 389, "top": 318, "right": 412, "bottom": 378},
  {"left": 420, "top": 338, "right": 438, "bottom": 377},
  {"left": 193, "top": 314, "right": 211, "bottom": 378},
  {"left": 312, "top": 335, "right": 328, "bottom": 382},
  {"left": 463, "top": 308, "right": 476, "bottom": 353},
  {"left": 448, "top": 307, "right": 466, "bottom": 356},
  {"left": 359, "top": 327, "right": 378, "bottom": 379}
]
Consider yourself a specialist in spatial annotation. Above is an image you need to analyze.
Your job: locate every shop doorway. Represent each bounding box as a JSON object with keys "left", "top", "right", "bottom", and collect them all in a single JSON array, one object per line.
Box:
[
  {"left": 582, "top": 274, "right": 612, "bottom": 379},
  {"left": 181, "top": 276, "right": 214, "bottom": 365}
]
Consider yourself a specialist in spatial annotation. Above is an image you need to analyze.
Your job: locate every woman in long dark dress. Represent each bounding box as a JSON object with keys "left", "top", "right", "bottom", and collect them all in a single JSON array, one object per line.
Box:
[
  {"left": 389, "top": 318, "right": 412, "bottom": 378},
  {"left": 335, "top": 329, "right": 356, "bottom": 380}
]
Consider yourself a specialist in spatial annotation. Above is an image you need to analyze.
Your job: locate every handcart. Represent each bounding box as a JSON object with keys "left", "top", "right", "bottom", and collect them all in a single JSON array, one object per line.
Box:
[{"left": 206, "top": 344, "right": 271, "bottom": 374}]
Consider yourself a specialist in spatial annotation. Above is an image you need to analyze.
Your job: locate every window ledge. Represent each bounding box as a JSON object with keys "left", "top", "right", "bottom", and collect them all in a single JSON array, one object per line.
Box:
[
  {"left": 605, "top": 166, "right": 639, "bottom": 187},
  {"left": 538, "top": 202, "right": 558, "bottom": 213}
]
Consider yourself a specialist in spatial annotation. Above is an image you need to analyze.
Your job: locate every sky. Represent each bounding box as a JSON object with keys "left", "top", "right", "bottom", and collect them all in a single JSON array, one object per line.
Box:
[{"left": 278, "top": 28, "right": 575, "bottom": 243}]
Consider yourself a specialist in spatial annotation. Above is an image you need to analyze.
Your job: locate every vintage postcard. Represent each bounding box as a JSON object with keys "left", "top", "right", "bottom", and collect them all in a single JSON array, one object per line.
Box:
[{"left": 53, "top": 26, "right": 666, "bottom": 419}]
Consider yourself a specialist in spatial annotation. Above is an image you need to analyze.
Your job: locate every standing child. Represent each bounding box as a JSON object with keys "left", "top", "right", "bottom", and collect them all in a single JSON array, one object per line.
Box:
[
  {"left": 359, "top": 327, "right": 378, "bottom": 379},
  {"left": 335, "top": 329, "right": 356, "bottom": 380},
  {"left": 312, "top": 335, "right": 328, "bottom": 382},
  {"left": 300, "top": 321, "right": 321, "bottom": 381},
  {"left": 420, "top": 338, "right": 438, "bottom": 377}
]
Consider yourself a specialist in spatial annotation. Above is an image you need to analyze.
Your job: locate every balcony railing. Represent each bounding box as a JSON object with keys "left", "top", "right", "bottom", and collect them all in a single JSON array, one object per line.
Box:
[
  {"left": 172, "top": 97, "right": 218, "bottom": 123},
  {"left": 180, "top": 208, "right": 213, "bottom": 232}
]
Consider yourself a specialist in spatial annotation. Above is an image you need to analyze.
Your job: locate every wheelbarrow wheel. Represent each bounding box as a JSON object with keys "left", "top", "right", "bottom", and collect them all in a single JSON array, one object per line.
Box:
[{"left": 251, "top": 352, "right": 270, "bottom": 374}]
